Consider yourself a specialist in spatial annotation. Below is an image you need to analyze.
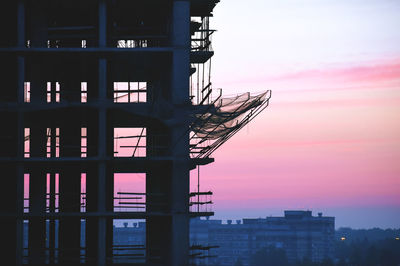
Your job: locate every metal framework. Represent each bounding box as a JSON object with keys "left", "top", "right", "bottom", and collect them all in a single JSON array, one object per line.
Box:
[{"left": 0, "top": 0, "right": 270, "bottom": 265}]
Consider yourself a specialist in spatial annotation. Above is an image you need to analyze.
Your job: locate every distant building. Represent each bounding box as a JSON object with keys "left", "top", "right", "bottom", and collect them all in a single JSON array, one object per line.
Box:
[{"left": 190, "top": 210, "right": 335, "bottom": 265}]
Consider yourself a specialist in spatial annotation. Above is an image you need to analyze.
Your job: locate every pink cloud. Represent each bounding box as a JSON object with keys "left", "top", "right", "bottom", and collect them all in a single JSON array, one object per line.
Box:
[
  {"left": 267, "top": 60, "right": 400, "bottom": 84},
  {"left": 218, "top": 58, "right": 400, "bottom": 90}
]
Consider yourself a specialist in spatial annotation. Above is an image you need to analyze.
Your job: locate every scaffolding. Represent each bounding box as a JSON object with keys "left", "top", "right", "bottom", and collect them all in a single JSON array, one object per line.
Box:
[{"left": 190, "top": 91, "right": 271, "bottom": 158}]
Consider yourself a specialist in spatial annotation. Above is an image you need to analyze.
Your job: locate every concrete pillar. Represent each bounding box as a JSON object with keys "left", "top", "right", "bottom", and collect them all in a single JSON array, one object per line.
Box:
[
  {"left": 15, "top": 3, "right": 26, "bottom": 264},
  {"left": 144, "top": 3, "right": 192, "bottom": 264},
  {"left": 28, "top": 127, "right": 47, "bottom": 265},
  {"left": 171, "top": 0, "right": 191, "bottom": 104},
  {"left": 0, "top": 163, "right": 18, "bottom": 264},
  {"left": 86, "top": 113, "right": 100, "bottom": 262},
  {"left": 58, "top": 124, "right": 82, "bottom": 264},
  {"left": 170, "top": 1, "right": 191, "bottom": 265},
  {"left": 0, "top": 97, "right": 24, "bottom": 265},
  {"left": 97, "top": 2, "right": 108, "bottom": 264},
  {"left": 143, "top": 1, "right": 191, "bottom": 264},
  {"left": 146, "top": 163, "right": 171, "bottom": 263},
  {"left": 84, "top": 20, "right": 101, "bottom": 260}
]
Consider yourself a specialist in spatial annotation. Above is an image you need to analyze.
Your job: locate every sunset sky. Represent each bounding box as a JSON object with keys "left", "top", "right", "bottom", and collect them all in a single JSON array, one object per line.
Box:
[
  {"left": 23, "top": 1, "right": 400, "bottom": 229},
  {"left": 195, "top": 0, "right": 400, "bottom": 228}
]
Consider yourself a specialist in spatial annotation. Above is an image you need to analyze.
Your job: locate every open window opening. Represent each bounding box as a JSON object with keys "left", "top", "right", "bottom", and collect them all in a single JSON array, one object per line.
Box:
[
  {"left": 24, "top": 82, "right": 30, "bottom": 103},
  {"left": 24, "top": 128, "right": 30, "bottom": 158},
  {"left": 80, "top": 173, "right": 86, "bottom": 213},
  {"left": 114, "top": 82, "right": 147, "bottom": 103},
  {"left": 46, "top": 82, "right": 61, "bottom": 103},
  {"left": 81, "top": 82, "right": 87, "bottom": 103},
  {"left": 190, "top": 60, "right": 215, "bottom": 105},
  {"left": 189, "top": 166, "right": 213, "bottom": 214},
  {"left": 114, "top": 173, "right": 146, "bottom": 213},
  {"left": 45, "top": 173, "right": 60, "bottom": 213},
  {"left": 114, "top": 128, "right": 146, "bottom": 157},
  {"left": 46, "top": 128, "right": 60, "bottom": 158},
  {"left": 24, "top": 174, "right": 29, "bottom": 213},
  {"left": 23, "top": 220, "right": 29, "bottom": 264},
  {"left": 113, "top": 219, "right": 146, "bottom": 264},
  {"left": 117, "top": 40, "right": 148, "bottom": 48},
  {"left": 81, "top": 128, "right": 87, "bottom": 157},
  {"left": 22, "top": 173, "right": 59, "bottom": 215},
  {"left": 24, "top": 171, "right": 60, "bottom": 264}
]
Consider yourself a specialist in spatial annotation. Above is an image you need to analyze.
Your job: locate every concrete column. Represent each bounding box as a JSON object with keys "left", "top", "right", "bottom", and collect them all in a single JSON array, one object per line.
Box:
[
  {"left": 0, "top": 45, "right": 19, "bottom": 263},
  {"left": 86, "top": 116, "right": 100, "bottom": 264},
  {"left": 27, "top": 0, "right": 47, "bottom": 102},
  {"left": 58, "top": 124, "right": 82, "bottom": 264},
  {"left": 97, "top": 1, "right": 108, "bottom": 264},
  {"left": 145, "top": 1, "right": 191, "bottom": 264},
  {"left": 0, "top": 5, "right": 22, "bottom": 263},
  {"left": 15, "top": 3, "right": 26, "bottom": 264},
  {"left": 0, "top": 164, "right": 18, "bottom": 264},
  {"left": 56, "top": 30, "right": 84, "bottom": 261},
  {"left": 146, "top": 164, "right": 171, "bottom": 263},
  {"left": 170, "top": 1, "right": 191, "bottom": 266},
  {"left": 84, "top": 5, "right": 102, "bottom": 257},
  {"left": 171, "top": 0, "right": 191, "bottom": 104},
  {"left": 26, "top": 13, "right": 47, "bottom": 260},
  {"left": 28, "top": 125, "right": 47, "bottom": 265}
]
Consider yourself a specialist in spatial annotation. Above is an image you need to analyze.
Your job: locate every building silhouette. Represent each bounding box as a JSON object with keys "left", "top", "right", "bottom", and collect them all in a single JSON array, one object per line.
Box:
[
  {"left": 0, "top": 0, "right": 270, "bottom": 265},
  {"left": 69, "top": 211, "right": 334, "bottom": 265},
  {"left": 190, "top": 211, "right": 335, "bottom": 265}
]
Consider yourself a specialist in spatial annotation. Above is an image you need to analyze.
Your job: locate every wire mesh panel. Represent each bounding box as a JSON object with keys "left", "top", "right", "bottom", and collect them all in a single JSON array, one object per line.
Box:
[{"left": 190, "top": 91, "right": 271, "bottom": 158}]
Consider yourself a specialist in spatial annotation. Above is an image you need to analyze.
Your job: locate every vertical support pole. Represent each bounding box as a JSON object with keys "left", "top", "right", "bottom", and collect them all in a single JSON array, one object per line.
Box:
[
  {"left": 197, "top": 166, "right": 200, "bottom": 213},
  {"left": 171, "top": 0, "right": 190, "bottom": 105},
  {"left": 15, "top": 2, "right": 25, "bottom": 265},
  {"left": 170, "top": 1, "right": 190, "bottom": 266},
  {"left": 85, "top": 27, "right": 100, "bottom": 265},
  {"left": 56, "top": 22, "right": 83, "bottom": 260},
  {"left": 98, "top": 0, "right": 107, "bottom": 49},
  {"left": 27, "top": 1, "right": 48, "bottom": 262},
  {"left": 28, "top": 129, "right": 47, "bottom": 265},
  {"left": 97, "top": 1, "right": 107, "bottom": 265},
  {"left": 58, "top": 124, "right": 81, "bottom": 264},
  {"left": 51, "top": 82, "right": 56, "bottom": 103}
]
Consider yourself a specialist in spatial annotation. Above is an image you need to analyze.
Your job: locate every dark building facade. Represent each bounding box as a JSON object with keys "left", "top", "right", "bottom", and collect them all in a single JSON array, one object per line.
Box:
[{"left": 0, "top": 0, "right": 271, "bottom": 265}]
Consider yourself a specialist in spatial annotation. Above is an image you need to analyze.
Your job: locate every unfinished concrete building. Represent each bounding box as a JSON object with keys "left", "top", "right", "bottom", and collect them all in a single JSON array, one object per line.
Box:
[{"left": 0, "top": 0, "right": 271, "bottom": 265}]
